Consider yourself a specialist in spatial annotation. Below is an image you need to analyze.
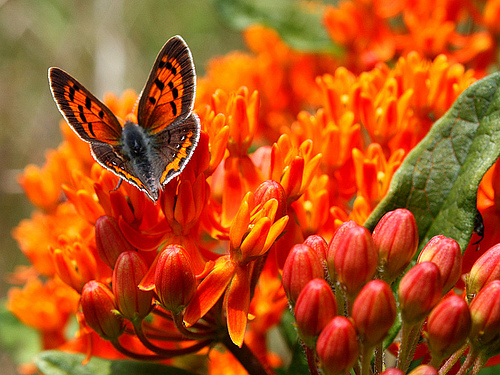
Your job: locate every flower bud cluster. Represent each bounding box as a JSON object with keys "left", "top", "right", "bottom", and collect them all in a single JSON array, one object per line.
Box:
[{"left": 281, "top": 208, "right": 500, "bottom": 375}]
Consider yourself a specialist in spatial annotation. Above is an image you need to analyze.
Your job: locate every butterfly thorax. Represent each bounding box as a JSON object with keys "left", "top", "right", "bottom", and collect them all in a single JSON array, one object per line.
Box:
[{"left": 121, "top": 121, "right": 159, "bottom": 197}]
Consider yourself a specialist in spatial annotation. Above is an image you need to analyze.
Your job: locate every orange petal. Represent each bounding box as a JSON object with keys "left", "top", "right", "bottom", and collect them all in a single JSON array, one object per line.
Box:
[
  {"left": 225, "top": 265, "right": 251, "bottom": 347},
  {"left": 183, "top": 256, "right": 236, "bottom": 326}
]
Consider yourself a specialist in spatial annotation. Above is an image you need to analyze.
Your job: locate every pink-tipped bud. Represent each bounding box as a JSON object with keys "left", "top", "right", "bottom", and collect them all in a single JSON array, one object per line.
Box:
[
  {"left": 407, "top": 365, "right": 438, "bottom": 375},
  {"left": 95, "top": 215, "right": 135, "bottom": 269},
  {"left": 418, "top": 235, "right": 462, "bottom": 294},
  {"left": 327, "top": 221, "right": 358, "bottom": 281},
  {"left": 372, "top": 209, "right": 419, "bottom": 282},
  {"left": 467, "top": 244, "right": 500, "bottom": 300},
  {"left": 303, "top": 235, "right": 328, "bottom": 265},
  {"left": 81, "top": 281, "right": 124, "bottom": 340},
  {"left": 334, "top": 224, "right": 378, "bottom": 298},
  {"left": 379, "top": 369, "right": 405, "bottom": 375},
  {"left": 426, "top": 294, "right": 471, "bottom": 361},
  {"left": 316, "top": 316, "right": 359, "bottom": 375},
  {"left": 469, "top": 280, "right": 500, "bottom": 350},
  {"left": 398, "top": 262, "right": 443, "bottom": 324},
  {"left": 294, "top": 279, "right": 337, "bottom": 347},
  {"left": 254, "top": 180, "right": 287, "bottom": 219},
  {"left": 112, "top": 251, "right": 153, "bottom": 320},
  {"left": 282, "top": 244, "right": 324, "bottom": 305},
  {"left": 155, "top": 245, "right": 197, "bottom": 313},
  {"left": 352, "top": 280, "right": 397, "bottom": 347}
]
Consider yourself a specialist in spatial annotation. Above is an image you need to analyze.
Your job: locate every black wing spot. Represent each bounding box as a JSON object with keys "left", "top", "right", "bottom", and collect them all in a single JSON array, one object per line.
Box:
[
  {"left": 170, "top": 101, "right": 177, "bottom": 116},
  {"left": 154, "top": 78, "right": 164, "bottom": 91},
  {"left": 98, "top": 110, "right": 104, "bottom": 119},
  {"left": 88, "top": 122, "right": 96, "bottom": 137},
  {"left": 69, "top": 87, "right": 75, "bottom": 101},
  {"left": 85, "top": 97, "right": 92, "bottom": 110},
  {"left": 74, "top": 84, "right": 80, "bottom": 91},
  {"left": 159, "top": 59, "right": 165, "bottom": 68},
  {"left": 172, "top": 88, "right": 178, "bottom": 99},
  {"left": 149, "top": 97, "right": 156, "bottom": 105}
]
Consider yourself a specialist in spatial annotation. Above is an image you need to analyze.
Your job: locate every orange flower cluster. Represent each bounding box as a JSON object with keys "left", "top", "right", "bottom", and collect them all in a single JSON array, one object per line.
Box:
[
  {"left": 324, "top": 0, "right": 498, "bottom": 74},
  {"left": 9, "top": 0, "right": 500, "bottom": 373}
]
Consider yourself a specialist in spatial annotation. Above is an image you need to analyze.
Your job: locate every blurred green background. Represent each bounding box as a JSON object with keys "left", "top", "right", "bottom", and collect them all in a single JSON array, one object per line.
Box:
[{"left": 0, "top": 0, "right": 244, "bottom": 372}]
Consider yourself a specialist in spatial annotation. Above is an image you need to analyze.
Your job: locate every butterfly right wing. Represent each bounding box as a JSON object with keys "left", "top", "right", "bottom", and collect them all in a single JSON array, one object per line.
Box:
[{"left": 49, "top": 67, "right": 123, "bottom": 146}]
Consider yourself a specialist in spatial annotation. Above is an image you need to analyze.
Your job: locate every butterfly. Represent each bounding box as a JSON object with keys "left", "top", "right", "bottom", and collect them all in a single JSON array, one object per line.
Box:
[{"left": 49, "top": 35, "right": 201, "bottom": 201}]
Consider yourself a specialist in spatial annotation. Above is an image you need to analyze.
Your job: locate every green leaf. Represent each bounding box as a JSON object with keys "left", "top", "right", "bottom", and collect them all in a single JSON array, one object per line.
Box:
[
  {"left": 0, "top": 302, "right": 40, "bottom": 364},
  {"left": 213, "top": 0, "right": 341, "bottom": 53},
  {"left": 478, "top": 363, "right": 500, "bottom": 374},
  {"left": 35, "top": 351, "right": 197, "bottom": 375},
  {"left": 365, "top": 72, "right": 500, "bottom": 252}
]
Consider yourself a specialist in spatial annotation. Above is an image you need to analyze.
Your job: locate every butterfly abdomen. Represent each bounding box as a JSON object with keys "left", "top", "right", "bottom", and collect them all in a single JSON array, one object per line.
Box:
[{"left": 121, "top": 121, "right": 160, "bottom": 198}]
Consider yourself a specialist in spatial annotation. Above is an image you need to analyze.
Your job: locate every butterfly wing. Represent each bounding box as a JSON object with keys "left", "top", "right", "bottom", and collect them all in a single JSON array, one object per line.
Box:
[
  {"left": 49, "top": 67, "right": 122, "bottom": 145},
  {"left": 151, "top": 113, "right": 201, "bottom": 186},
  {"left": 137, "top": 35, "right": 196, "bottom": 134},
  {"left": 90, "top": 142, "right": 158, "bottom": 200}
]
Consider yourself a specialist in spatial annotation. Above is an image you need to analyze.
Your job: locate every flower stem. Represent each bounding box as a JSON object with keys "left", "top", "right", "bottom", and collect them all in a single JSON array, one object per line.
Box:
[
  {"left": 223, "top": 334, "right": 272, "bottom": 375},
  {"left": 304, "top": 345, "right": 320, "bottom": 375},
  {"left": 438, "top": 343, "right": 468, "bottom": 375}
]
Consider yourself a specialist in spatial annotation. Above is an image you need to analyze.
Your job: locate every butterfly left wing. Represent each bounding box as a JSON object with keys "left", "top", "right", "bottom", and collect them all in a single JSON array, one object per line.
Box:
[
  {"left": 137, "top": 35, "right": 196, "bottom": 135},
  {"left": 90, "top": 142, "right": 159, "bottom": 201},
  {"left": 49, "top": 67, "right": 122, "bottom": 145}
]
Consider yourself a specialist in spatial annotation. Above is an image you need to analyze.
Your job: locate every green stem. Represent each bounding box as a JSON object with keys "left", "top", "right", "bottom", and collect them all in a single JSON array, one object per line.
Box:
[
  {"left": 456, "top": 346, "right": 479, "bottom": 375},
  {"left": 360, "top": 345, "right": 374, "bottom": 375},
  {"left": 304, "top": 345, "right": 320, "bottom": 375},
  {"left": 438, "top": 343, "right": 468, "bottom": 375},
  {"left": 111, "top": 338, "right": 164, "bottom": 361},
  {"left": 374, "top": 342, "right": 383, "bottom": 374}
]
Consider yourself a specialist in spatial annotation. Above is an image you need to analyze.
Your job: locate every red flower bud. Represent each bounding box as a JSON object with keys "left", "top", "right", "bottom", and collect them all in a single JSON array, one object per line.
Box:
[
  {"left": 334, "top": 224, "right": 378, "bottom": 298},
  {"left": 254, "top": 180, "right": 287, "bottom": 219},
  {"left": 469, "top": 280, "right": 500, "bottom": 350},
  {"left": 407, "top": 365, "right": 438, "bottom": 375},
  {"left": 467, "top": 244, "right": 500, "bottom": 299},
  {"left": 327, "top": 221, "right": 358, "bottom": 281},
  {"left": 352, "top": 280, "right": 397, "bottom": 347},
  {"left": 155, "top": 245, "right": 197, "bottom": 313},
  {"left": 418, "top": 235, "right": 462, "bottom": 294},
  {"left": 294, "top": 278, "right": 337, "bottom": 347},
  {"left": 316, "top": 316, "right": 359, "bottom": 375},
  {"left": 379, "top": 369, "right": 405, "bottom": 375},
  {"left": 95, "top": 215, "right": 135, "bottom": 269},
  {"left": 282, "top": 244, "right": 324, "bottom": 305},
  {"left": 303, "top": 235, "right": 328, "bottom": 265},
  {"left": 81, "top": 281, "right": 124, "bottom": 340},
  {"left": 399, "top": 262, "right": 443, "bottom": 324},
  {"left": 426, "top": 294, "right": 471, "bottom": 360},
  {"left": 372, "top": 208, "right": 419, "bottom": 282},
  {"left": 112, "top": 251, "right": 153, "bottom": 320}
]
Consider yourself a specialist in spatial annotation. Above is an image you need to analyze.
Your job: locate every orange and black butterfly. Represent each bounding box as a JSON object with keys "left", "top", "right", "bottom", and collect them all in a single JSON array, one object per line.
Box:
[{"left": 49, "top": 35, "right": 200, "bottom": 201}]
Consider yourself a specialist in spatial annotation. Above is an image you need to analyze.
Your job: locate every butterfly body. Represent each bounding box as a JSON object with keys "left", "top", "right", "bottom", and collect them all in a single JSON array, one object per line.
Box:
[{"left": 49, "top": 35, "right": 200, "bottom": 201}]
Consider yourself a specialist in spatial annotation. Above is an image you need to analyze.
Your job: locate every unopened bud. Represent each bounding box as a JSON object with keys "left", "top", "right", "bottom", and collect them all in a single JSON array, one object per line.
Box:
[
  {"left": 95, "top": 216, "right": 135, "bottom": 269},
  {"left": 254, "top": 180, "right": 287, "bottom": 219},
  {"left": 81, "top": 280, "right": 124, "bottom": 340},
  {"left": 112, "top": 251, "right": 153, "bottom": 320},
  {"left": 418, "top": 235, "right": 462, "bottom": 294},
  {"left": 155, "top": 245, "right": 197, "bottom": 313},
  {"left": 469, "top": 280, "right": 500, "bottom": 352},
  {"left": 326, "top": 221, "right": 358, "bottom": 281},
  {"left": 303, "top": 235, "right": 328, "bottom": 266},
  {"left": 294, "top": 278, "right": 337, "bottom": 347},
  {"left": 282, "top": 244, "right": 324, "bottom": 305},
  {"left": 316, "top": 316, "right": 359, "bottom": 375},
  {"left": 407, "top": 365, "right": 438, "bottom": 375},
  {"left": 467, "top": 244, "right": 500, "bottom": 300},
  {"left": 352, "top": 280, "right": 397, "bottom": 347},
  {"left": 426, "top": 294, "right": 471, "bottom": 361},
  {"left": 372, "top": 209, "right": 419, "bottom": 282},
  {"left": 399, "top": 262, "right": 443, "bottom": 324},
  {"left": 334, "top": 224, "right": 378, "bottom": 298}
]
